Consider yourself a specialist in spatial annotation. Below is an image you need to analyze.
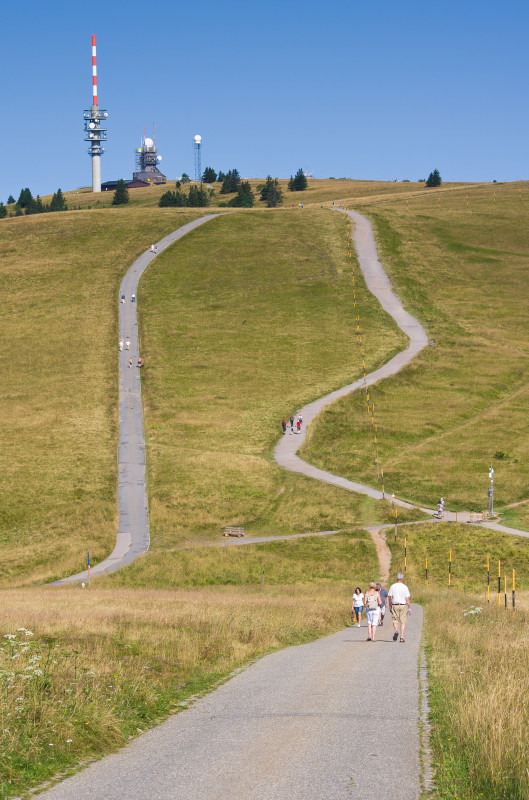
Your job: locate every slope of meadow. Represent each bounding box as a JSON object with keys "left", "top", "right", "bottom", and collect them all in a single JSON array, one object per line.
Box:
[
  {"left": 7, "top": 177, "right": 472, "bottom": 212},
  {"left": 0, "top": 209, "right": 201, "bottom": 585},
  {"left": 302, "top": 182, "right": 529, "bottom": 514}
]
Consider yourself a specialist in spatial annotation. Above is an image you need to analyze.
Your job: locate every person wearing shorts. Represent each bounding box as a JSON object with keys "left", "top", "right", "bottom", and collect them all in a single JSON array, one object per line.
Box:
[
  {"left": 388, "top": 572, "right": 411, "bottom": 642},
  {"left": 352, "top": 587, "right": 364, "bottom": 627},
  {"left": 364, "top": 581, "right": 382, "bottom": 641}
]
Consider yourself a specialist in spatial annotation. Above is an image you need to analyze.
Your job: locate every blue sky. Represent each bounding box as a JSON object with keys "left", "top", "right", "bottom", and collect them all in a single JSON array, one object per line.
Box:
[{"left": 2, "top": 0, "right": 528, "bottom": 198}]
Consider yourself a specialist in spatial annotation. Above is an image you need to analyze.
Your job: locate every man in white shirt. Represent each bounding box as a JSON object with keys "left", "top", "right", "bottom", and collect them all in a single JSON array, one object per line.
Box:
[{"left": 388, "top": 572, "right": 411, "bottom": 642}]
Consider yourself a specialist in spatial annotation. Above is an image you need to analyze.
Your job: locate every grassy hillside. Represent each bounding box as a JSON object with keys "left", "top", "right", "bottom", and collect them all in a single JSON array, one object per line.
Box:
[
  {"left": 5, "top": 178, "right": 473, "bottom": 213},
  {"left": 0, "top": 209, "right": 202, "bottom": 586},
  {"left": 302, "top": 181, "right": 529, "bottom": 513},
  {"left": 130, "top": 207, "right": 416, "bottom": 557}
]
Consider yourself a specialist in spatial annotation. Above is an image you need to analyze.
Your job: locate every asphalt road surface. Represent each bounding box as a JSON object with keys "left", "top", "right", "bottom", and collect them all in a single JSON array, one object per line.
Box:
[{"left": 38, "top": 608, "right": 423, "bottom": 800}]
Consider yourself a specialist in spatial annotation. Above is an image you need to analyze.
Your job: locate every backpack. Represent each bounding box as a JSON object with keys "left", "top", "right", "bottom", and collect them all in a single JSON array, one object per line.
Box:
[{"left": 366, "top": 592, "right": 379, "bottom": 610}]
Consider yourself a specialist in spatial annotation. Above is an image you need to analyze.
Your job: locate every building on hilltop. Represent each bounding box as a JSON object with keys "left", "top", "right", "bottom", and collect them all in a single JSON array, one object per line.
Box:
[
  {"left": 133, "top": 134, "right": 166, "bottom": 185},
  {"left": 101, "top": 179, "right": 150, "bottom": 192}
]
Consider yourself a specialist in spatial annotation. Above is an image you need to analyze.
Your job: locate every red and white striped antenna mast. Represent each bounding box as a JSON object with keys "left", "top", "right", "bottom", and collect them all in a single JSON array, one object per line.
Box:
[
  {"left": 83, "top": 34, "right": 108, "bottom": 193},
  {"left": 92, "top": 34, "right": 98, "bottom": 106}
]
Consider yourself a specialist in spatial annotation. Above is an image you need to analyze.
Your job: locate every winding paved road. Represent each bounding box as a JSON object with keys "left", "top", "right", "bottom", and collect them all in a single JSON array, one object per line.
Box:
[{"left": 51, "top": 215, "right": 219, "bottom": 586}]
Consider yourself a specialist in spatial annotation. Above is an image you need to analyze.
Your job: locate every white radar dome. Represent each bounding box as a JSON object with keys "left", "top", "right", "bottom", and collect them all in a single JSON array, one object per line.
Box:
[
  {"left": 193, "top": 135, "right": 202, "bottom": 144},
  {"left": 89, "top": 122, "right": 96, "bottom": 129},
  {"left": 144, "top": 137, "right": 154, "bottom": 147},
  {"left": 156, "top": 155, "right": 163, "bottom": 161}
]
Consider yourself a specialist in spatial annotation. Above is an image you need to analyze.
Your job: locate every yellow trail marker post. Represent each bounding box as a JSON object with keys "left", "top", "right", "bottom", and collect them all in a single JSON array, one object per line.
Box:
[
  {"left": 449, "top": 550, "right": 452, "bottom": 587},
  {"left": 512, "top": 569, "right": 515, "bottom": 611},
  {"left": 404, "top": 537, "right": 407, "bottom": 573},
  {"left": 504, "top": 574, "right": 507, "bottom": 609},
  {"left": 498, "top": 560, "right": 501, "bottom": 607},
  {"left": 487, "top": 555, "right": 490, "bottom": 603},
  {"left": 425, "top": 556, "right": 428, "bottom": 587},
  {"left": 381, "top": 469, "right": 384, "bottom": 498}
]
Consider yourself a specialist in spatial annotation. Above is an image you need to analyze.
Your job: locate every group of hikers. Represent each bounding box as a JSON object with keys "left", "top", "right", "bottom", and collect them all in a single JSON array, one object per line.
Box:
[
  {"left": 352, "top": 573, "right": 411, "bottom": 642},
  {"left": 281, "top": 415, "right": 303, "bottom": 434}
]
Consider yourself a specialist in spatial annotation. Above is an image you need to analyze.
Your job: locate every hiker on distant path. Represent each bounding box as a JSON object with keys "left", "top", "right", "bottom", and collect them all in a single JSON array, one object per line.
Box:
[
  {"left": 437, "top": 501, "right": 443, "bottom": 518},
  {"left": 128, "top": 358, "right": 133, "bottom": 369},
  {"left": 154, "top": 245, "right": 158, "bottom": 254},
  {"left": 150, "top": 244, "right": 155, "bottom": 253},
  {"left": 290, "top": 416, "right": 294, "bottom": 432},
  {"left": 121, "top": 294, "right": 125, "bottom": 304},
  {"left": 125, "top": 339, "right": 130, "bottom": 350},
  {"left": 352, "top": 587, "right": 364, "bottom": 627},
  {"left": 282, "top": 419, "right": 287, "bottom": 435},
  {"left": 376, "top": 581, "right": 388, "bottom": 626},
  {"left": 137, "top": 357, "right": 143, "bottom": 368},
  {"left": 119, "top": 338, "right": 124, "bottom": 351},
  {"left": 298, "top": 414, "right": 303, "bottom": 427},
  {"left": 364, "top": 582, "right": 382, "bottom": 641},
  {"left": 131, "top": 294, "right": 136, "bottom": 303},
  {"left": 296, "top": 419, "right": 301, "bottom": 433},
  {"left": 388, "top": 572, "right": 411, "bottom": 642}
]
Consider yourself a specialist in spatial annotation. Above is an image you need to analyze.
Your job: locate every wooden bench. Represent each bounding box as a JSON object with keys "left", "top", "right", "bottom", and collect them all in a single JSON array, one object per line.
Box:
[{"left": 224, "top": 526, "right": 245, "bottom": 538}]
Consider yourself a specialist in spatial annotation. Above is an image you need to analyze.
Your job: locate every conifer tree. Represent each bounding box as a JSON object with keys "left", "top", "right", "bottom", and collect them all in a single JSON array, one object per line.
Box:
[
  {"left": 425, "top": 169, "right": 441, "bottom": 188},
  {"left": 260, "top": 176, "right": 283, "bottom": 207},
  {"left": 0, "top": 202, "right": 6, "bottom": 219},
  {"left": 288, "top": 168, "right": 308, "bottom": 191},
  {"left": 202, "top": 166, "right": 217, "bottom": 183},
  {"left": 220, "top": 169, "right": 241, "bottom": 194},
  {"left": 228, "top": 181, "right": 255, "bottom": 207},
  {"left": 112, "top": 179, "right": 129, "bottom": 205},
  {"left": 17, "top": 187, "right": 33, "bottom": 208},
  {"left": 180, "top": 173, "right": 191, "bottom": 184},
  {"left": 7, "top": 195, "right": 15, "bottom": 205},
  {"left": 50, "top": 188, "right": 67, "bottom": 212}
]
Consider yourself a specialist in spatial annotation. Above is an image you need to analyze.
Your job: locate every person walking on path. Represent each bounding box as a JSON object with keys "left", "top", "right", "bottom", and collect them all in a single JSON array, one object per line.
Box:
[
  {"left": 290, "top": 416, "right": 294, "bottom": 432},
  {"left": 376, "top": 581, "right": 388, "bottom": 626},
  {"left": 125, "top": 339, "right": 130, "bottom": 350},
  {"left": 297, "top": 414, "right": 303, "bottom": 427},
  {"left": 352, "top": 586, "right": 364, "bottom": 627},
  {"left": 296, "top": 419, "right": 301, "bottom": 433},
  {"left": 364, "top": 581, "right": 382, "bottom": 641},
  {"left": 128, "top": 358, "right": 133, "bottom": 369},
  {"left": 150, "top": 244, "right": 155, "bottom": 253},
  {"left": 388, "top": 572, "right": 411, "bottom": 642},
  {"left": 119, "top": 338, "right": 124, "bottom": 351},
  {"left": 281, "top": 419, "right": 287, "bottom": 435}
]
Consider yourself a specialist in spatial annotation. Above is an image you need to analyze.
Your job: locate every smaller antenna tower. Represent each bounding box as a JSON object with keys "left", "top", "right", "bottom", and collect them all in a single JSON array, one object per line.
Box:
[
  {"left": 193, "top": 135, "right": 202, "bottom": 182},
  {"left": 83, "top": 35, "right": 108, "bottom": 193}
]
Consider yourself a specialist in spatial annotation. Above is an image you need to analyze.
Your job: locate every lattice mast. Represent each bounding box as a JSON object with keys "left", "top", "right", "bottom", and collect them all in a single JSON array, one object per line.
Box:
[
  {"left": 83, "top": 35, "right": 108, "bottom": 192},
  {"left": 194, "top": 135, "right": 202, "bottom": 182}
]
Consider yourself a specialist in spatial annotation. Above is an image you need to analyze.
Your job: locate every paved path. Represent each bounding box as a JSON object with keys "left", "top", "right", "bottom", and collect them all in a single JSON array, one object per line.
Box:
[
  {"left": 274, "top": 209, "right": 529, "bottom": 539},
  {"left": 274, "top": 210, "right": 432, "bottom": 516},
  {"left": 51, "top": 215, "right": 219, "bottom": 585},
  {"left": 38, "top": 610, "right": 423, "bottom": 800}
]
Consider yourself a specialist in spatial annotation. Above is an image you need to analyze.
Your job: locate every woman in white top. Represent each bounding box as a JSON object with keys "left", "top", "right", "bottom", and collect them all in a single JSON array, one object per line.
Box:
[
  {"left": 364, "top": 581, "right": 382, "bottom": 641},
  {"left": 352, "top": 587, "right": 364, "bottom": 627}
]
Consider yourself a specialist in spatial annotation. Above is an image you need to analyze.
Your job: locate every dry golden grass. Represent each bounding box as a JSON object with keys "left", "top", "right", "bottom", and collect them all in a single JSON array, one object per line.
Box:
[
  {"left": 423, "top": 587, "right": 529, "bottom": 799},
  {"left": 0, "top": 576, "right": 357, "bottom": 798}
]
